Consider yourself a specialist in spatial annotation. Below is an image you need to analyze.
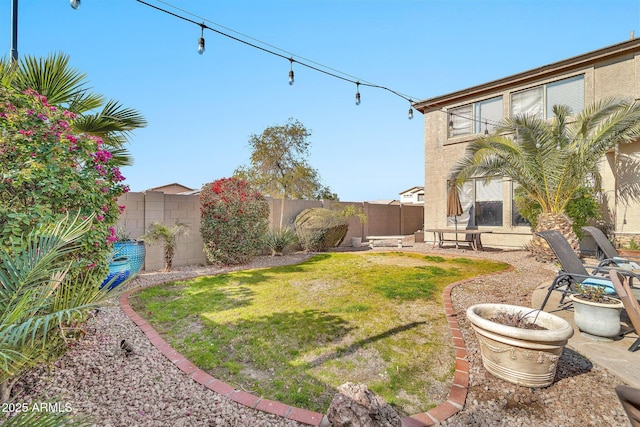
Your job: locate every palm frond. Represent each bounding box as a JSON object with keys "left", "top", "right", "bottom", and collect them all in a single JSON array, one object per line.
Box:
[{"left": 13, "top": 53, "right": 89, "bottom": 107}]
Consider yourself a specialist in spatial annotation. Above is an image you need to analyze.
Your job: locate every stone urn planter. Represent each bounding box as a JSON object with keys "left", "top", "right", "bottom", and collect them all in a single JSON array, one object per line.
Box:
[
  {"left": 466, "top": 303, "right": 574, "bottom": 388},
  {"left": 569, "top": 294, "right": 624, "bottom": 338}
]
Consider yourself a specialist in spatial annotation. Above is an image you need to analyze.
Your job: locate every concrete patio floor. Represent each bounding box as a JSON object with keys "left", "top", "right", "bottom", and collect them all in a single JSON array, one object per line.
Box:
[{"left": 532, "top": 283, "right": 640, "bottom": 388}]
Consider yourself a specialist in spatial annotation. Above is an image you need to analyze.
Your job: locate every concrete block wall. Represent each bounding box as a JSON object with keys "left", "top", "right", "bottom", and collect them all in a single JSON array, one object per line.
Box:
[{"left": 116, "top": 193, "right": 424, "bottom": 271}]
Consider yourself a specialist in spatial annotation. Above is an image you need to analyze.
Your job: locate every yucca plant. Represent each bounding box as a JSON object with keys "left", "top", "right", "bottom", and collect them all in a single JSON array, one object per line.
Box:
[
  {"left": 0, "top": 214, "right": 112, "bottom": 403},
  {"left": 141, "top": 221, "right": 189, "bottom": 272},
  {"left": 262, "top": 226, "right": 298, "bottom": 256}
]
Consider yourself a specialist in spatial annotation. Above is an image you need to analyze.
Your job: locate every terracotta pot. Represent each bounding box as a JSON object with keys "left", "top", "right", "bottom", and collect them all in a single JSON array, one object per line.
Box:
[
  {"left": 466, "top": 304, "right": 574, "bottom": 388},
  {"left": 569, "top": 294, "right": 623, "bottom": 338}
]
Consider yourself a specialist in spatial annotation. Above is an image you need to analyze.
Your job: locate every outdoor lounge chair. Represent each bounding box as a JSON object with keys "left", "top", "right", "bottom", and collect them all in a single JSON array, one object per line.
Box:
[
  {"left": 610, "top": 271, "right": 640, "bottom": 353},
  {"left": 615, "top": 384, "right": 640, "bottom": 426},
  {"left": 582, "top": 226, "right": 640, "bottom": 269},
  {"left": 535, "top": 230, "right": 636, "bottom": 310}
]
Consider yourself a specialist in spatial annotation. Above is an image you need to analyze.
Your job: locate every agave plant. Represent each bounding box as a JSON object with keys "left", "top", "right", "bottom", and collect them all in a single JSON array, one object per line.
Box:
[
  {"left": 0, "top": 214, "right": 112, "bottom": 402},
  {"left": 262, "top": 226, "right": 298, "bottom": 256}
]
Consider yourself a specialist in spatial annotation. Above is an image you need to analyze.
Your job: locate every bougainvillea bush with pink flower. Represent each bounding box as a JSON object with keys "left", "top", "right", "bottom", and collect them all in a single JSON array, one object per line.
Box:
[
  {"left": 0, "top": 87, "right": 128, "bottom": 276},
  {"left": 200, "top": 177, "right": 269, "bottom": 265}
]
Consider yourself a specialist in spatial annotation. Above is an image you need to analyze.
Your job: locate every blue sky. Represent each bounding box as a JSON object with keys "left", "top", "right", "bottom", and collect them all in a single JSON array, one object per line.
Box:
[{"left": 1, "top": 0, "right": 639, "bottom": 201}]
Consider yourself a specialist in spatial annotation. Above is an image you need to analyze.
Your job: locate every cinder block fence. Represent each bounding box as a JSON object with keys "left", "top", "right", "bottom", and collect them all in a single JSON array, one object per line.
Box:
[{"left": 117, "top": 191, "right": 424, "bottom": 272}]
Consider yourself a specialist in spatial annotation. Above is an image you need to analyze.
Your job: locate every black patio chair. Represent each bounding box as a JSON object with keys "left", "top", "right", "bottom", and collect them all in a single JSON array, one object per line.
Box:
[
  {"left": 615, "top": 384, "right": 640, "bottom": 427},
  {"left": 535, "top": 230, "right": 635, "bottom": 310},
  {"left": 582, "top": 226, "right": 640, "bottom": 268}
]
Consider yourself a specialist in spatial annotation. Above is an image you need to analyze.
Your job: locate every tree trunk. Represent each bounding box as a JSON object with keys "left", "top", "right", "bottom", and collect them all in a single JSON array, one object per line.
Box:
[{"left": 529, "top": 213, "right": 581, "bottom": 262}]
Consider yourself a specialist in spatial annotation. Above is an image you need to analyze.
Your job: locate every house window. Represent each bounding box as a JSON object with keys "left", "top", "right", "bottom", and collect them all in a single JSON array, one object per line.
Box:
[
  {"left": 449, "top": 96, "right": 503, "bottom": 137},
  {"left": 417, "top": 194, "right": 424, "bottom": 202},
  {"left": 511, "top": 75, "right": 584, "bottom": 119},
  {"left": 448, "top": 178, "right": 503, "bottom": 227}
]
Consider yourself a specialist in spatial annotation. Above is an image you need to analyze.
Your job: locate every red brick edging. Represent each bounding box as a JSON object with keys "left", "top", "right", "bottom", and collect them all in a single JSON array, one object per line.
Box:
[{"left": 119, "top": 263, "right": 513, "bottom": 426}]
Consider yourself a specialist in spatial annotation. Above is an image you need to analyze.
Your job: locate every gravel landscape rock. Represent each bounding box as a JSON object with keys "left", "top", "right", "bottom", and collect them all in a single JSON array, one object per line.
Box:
[{"left": 8, "top": 247, "right": 632, "bottom": 426}]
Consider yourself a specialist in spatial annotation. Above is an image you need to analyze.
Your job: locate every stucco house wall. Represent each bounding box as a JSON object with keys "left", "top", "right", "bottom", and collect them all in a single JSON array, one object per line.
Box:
[{"left": 415, "top": 38, "right": 640, "bottom": 249}]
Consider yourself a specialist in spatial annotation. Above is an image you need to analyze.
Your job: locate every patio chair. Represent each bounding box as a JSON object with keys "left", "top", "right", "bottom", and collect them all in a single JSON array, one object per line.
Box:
[
  {"left": 582, "top": 226, "right": 640, "bottom": 269},
  {"left": 609, "top": 270, "right": 640, "bottom": 352},
  {"left": 615, "top": 384, "right": 640, "bottom": 426},
  {"left": 535, "top": 230, "right": 633, "bottom": 310}
]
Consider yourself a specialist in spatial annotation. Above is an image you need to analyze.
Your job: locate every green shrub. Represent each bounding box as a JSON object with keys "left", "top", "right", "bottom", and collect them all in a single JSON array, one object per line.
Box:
[
  {"left": 263, "top": 226, "right": 298, "bottom": 256},
  {"left": 515, "top": 185, "right": 600, "bottom": 237},
  {"left": 0, "top": 87, "right": 128, "bottom": 276},
  {"left": 294, "top": 208, "right": 349, "bottom": 252},
  {"left": 200, "top": 177, "right": 269, "bottom": 265}
]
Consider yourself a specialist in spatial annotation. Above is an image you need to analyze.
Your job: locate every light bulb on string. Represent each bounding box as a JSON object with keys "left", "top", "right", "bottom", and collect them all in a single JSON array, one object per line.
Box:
[
  {"left": 288, "top": 58, "right": 295, "bottom": 85},
  {"left": 484, "top": 121, "right": 489, "bottom": 135},
  {"left": 70, "top": 0, "right": 80, "bottom": 9},
  {"left": 408, "top": 102, "right": 414, "bottom": 120},
  {"left": 197, "top": 24, "right": 205, "bottom": 55},
  {"left": 355, "top": 82, "right": 361, "bottom": 106}
]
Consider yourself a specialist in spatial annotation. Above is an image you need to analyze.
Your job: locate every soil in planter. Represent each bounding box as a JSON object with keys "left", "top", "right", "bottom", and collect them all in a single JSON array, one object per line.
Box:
[{"left": 490, "top": 312, "right": 548, "bottom": 331}]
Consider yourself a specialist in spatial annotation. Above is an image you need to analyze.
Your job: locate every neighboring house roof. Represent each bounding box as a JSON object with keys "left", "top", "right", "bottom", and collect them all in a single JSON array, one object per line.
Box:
[
  {"left": 399, "top": 186, "right": 424, "bottom": 196},
  {"left": 368, "top": 199, "right": 400, "bottom": 205},
  {"left": 414, "top": 37, "right": 640, "bottom": 112},
  {"left": 147, "top": 183, "right": 196, "bottom": 194}
]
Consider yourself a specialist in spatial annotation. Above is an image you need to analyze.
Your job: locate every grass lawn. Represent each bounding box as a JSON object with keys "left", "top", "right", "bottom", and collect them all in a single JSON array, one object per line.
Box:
[{"left": 130, "top": 251, "right": 509, "bottom": 415}]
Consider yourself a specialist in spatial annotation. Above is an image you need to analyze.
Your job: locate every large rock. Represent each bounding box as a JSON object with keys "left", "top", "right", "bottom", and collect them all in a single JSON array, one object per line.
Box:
[{"left": 326, "top": 383, "right": 402, "bottom": 427}]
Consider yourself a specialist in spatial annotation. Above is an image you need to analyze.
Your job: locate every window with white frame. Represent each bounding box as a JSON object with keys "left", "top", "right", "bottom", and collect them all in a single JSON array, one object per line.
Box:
[
  {"left": 511, "top": 75, "right": 584, "bottom": 119},
  {"left": 448, "top": 96, "right": 503, "bottom": 137},
  {"left": 448, "top": 178, "right": 503, "bottom": 227}
]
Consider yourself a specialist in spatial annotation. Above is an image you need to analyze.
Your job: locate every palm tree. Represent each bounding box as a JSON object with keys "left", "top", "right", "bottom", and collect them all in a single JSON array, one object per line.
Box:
[
  {"left": 449, "top": 98, "right": 640, "bottom": 260},
  {"left": 0, "top": 214, "right": 112, "bottom": 402},
  {"left": 142, "top": 221, "right": 189, "bottom": 272},
  {"left": 0, "top": 52, "right": 146, "bottom": 166}
]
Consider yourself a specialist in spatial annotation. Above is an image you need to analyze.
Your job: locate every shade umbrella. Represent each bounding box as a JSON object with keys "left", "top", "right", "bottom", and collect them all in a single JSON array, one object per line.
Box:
[{"left": 447, "top": 184, "right": 463, "bottom": 249}]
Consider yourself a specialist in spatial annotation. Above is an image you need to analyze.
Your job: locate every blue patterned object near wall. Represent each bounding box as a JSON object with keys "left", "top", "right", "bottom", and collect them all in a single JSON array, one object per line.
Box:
[
  {"left": 114, "top": 241, "right": 146, "bottom": 275},
  {"left": 101, "top": 257, "right": 130, "bottom": 290}
]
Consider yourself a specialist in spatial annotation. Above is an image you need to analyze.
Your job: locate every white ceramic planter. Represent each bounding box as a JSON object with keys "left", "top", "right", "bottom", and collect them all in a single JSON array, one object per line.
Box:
[
  {"left": 569, "top": 294, "right": 623, "bottom": 338},
  {"left": 466, "top": 304, "right": 574, "bottom": 388}
]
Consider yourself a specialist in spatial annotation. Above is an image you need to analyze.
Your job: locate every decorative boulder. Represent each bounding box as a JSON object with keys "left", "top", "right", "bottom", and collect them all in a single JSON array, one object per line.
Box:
[
  {"left": 294, "top": 208, "right": 349, "bottom": 252},
  {"left": 326, "top": 383, "right": 402, "bottom": 427}
]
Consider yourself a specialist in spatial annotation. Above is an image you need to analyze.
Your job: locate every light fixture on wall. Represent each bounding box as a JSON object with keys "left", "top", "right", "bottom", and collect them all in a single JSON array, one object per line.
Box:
[
  {"left": 355, "top": 82, "right": 361, "bottom": 105},
  {"left": 288, "top": 58, "right": 295, "bottom": 85},
  {"left": 197, "top": 23, "right": 205, "bottom": 55}
]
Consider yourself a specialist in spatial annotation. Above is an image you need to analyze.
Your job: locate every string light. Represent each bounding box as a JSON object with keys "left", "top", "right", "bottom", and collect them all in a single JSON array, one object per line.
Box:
[
  {"left": 355, "top": 82, "right": 361, "bottom": 106},
  {"left": 70, "top": 0, "right": 80, "bottom": 9},
  {"left": 288, "top": 58, "right": 294, "bottom": 85},
  {"left": 197, "top": 23, "right": 205, "bottom": 54},
  {"left": 135, "top": 0, "right": 417, "bottom": 119},
  {"left": 484, "top": 120, "right": 489, "bottom": 135},
  {"left": 408, "top": 101, "right": 414, "bottom": 120}
]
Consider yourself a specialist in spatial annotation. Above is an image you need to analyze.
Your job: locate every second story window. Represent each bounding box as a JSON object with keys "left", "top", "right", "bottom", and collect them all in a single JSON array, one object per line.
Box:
[
  {"left": 511, "top": 75, "right": 584, "bottom": 119},
  {"left": 449, "top": 96, "right": 502, "bottom": 137}
]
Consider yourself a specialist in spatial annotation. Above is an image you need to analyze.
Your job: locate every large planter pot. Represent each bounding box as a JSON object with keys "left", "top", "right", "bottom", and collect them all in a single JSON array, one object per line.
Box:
[
  {"left": 101, "top": 257, "right": 131, "bottom": 290},
  {"left": 114, "top": 240, "right": 146, "bottom": 276},
  {"left": 569, "top": 294, "right": 624, "bottom": 338},
  {"left": 466, "top": 303, "right": 574, "bottom": 388}
]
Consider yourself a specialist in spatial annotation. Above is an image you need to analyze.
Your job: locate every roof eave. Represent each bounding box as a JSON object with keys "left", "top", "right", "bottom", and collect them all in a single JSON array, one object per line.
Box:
[{"left": 414, "top": 38, "right": 640, "bottom": 113}]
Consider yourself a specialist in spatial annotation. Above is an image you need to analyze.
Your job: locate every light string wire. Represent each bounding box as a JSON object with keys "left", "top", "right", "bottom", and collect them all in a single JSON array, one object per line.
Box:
[
  {"left": 135, "top": 0, "right": 419, "bottom": 105},
  {"left": 136, "top": 0, "right": 513, "bottom": 128}
]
